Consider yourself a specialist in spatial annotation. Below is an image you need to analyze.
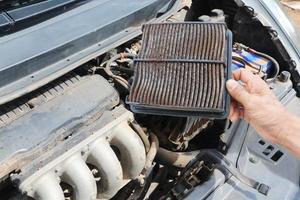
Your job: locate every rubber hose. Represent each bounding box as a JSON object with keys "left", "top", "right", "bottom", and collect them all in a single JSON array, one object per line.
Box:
[
  {"left": 131, "top": 122, "right": 151, "bottom": 153},
  {"left": 145, "top": 133, "right": 159, "bottom": 170},
  {"left": 104, "top": 53, "right": 136, "bottom": 90},
  {"left": 156, "top": 147, "right": 200, "bottom": 168},
  {"left": 248, "top": 49, "right": 280, "bottom": 82}
]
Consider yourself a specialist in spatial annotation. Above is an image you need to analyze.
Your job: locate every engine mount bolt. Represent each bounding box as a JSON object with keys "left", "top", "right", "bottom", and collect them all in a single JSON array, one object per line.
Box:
[
  {"left": 278, "top": 71, "right": 291, "bottom": 82},
  {"left": 249, "top": 157, "right": 257, "bottom": 164}
]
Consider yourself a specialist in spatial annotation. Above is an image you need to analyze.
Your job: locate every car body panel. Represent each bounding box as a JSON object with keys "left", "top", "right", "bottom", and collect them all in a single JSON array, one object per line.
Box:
[{"left": 0, "top": 0, "right": 178, "bottom": 105}]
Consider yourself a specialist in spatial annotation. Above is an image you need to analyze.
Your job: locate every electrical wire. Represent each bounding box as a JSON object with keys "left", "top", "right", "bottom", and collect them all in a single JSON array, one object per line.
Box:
[
  {"left": 233, "top": 43, "right": 280, "bottom": 82},
  {"left": 103, "top": 53, "right": 136, "bottom": 90}
]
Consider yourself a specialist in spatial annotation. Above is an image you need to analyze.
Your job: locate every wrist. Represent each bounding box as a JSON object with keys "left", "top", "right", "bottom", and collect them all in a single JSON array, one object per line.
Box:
[{"left": 276, "top": 112, "right": 300, "bottom": 146}]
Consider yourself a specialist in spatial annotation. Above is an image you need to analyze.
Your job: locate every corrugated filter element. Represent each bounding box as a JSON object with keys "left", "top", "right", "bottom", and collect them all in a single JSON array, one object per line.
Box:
[{"left": 128, "top": 22, "right": 232, "bottom": 118}]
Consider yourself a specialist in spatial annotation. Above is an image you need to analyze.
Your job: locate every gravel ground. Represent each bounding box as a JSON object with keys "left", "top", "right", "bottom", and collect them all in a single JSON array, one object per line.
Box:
[{"left": 281, "top": 0, "right": 300, "bottom": 30}]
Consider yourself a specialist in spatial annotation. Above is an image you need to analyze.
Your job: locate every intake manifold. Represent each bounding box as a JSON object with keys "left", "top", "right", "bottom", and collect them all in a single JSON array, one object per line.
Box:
[{"left": 16, "top": 108, "right": 146, "bottom": 200}]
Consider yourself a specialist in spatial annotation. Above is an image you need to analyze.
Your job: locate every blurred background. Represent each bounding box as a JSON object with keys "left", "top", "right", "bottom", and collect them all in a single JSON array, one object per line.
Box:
[{"left": 281, "top": 0, "right": 300, "bottom": 30}]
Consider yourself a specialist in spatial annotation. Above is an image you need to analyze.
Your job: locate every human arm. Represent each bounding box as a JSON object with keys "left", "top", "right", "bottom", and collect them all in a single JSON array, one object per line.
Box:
[{"left": 226, "top": 69, "right": 300, "bottom": 158}]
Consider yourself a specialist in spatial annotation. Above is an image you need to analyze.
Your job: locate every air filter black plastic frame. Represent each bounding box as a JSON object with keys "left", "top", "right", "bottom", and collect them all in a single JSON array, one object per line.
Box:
[{"left": 127, "top": 22, "right": 232, "bottom": 118}]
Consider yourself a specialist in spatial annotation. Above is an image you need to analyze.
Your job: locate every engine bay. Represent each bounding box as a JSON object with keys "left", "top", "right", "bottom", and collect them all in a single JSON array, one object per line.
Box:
[{"left": 0, "top": 0, "right": 300, "bottom": 199}]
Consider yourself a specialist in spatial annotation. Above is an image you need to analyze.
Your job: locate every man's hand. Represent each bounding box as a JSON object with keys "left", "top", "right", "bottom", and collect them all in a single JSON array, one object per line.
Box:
[{"left": 226, "top": 69, "right": 294, "bottom": 144}]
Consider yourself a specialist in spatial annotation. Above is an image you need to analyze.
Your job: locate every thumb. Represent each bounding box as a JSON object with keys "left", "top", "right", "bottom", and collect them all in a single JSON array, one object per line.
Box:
[{"left": 226, "top": 79, "right": 250, "bottom": 105}]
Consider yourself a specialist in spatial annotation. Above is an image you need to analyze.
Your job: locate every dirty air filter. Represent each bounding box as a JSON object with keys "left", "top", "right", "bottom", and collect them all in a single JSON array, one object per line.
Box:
[{"left": 128, "top": 22, "right": 232, "bottom": 118}]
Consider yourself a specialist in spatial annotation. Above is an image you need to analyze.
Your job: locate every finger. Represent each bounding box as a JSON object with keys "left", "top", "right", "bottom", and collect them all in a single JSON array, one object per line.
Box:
[
  {"left": 229, "top": 101, "right": 240, "bottom": 121},
  {"left": 233, "top": 69, "right": 269, "bottom": 94},
  {"left": 239, "top": 108, "right": 246, "bottom": 121},
  {"left": 229, "top": 100, "right": 237, "bottom": 116},
  {"left": 230, "top": 110, "right": 240, "bottom": 121},
  {"left": 232, "top": 68, "right": 254, "bottom": 84},
  {"left": 229, "top": 103, "right": 235, "bottom": 119},
  {"left": 226, "top": 79, "right": 251, "bottom": 106},
  {"left": 229, "top": 106, "right": 240, "bottom": 121}
]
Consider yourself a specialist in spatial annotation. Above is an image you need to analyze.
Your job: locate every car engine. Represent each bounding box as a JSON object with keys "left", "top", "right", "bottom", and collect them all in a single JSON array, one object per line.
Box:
[{"left": 0, "top": 0, "right": 300, "bottom": 199}]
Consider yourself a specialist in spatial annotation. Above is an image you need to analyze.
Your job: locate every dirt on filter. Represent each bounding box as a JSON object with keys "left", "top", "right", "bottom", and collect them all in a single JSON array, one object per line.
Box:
[{"left": 281, "top": 0, "right": 300, "bottom": 30}]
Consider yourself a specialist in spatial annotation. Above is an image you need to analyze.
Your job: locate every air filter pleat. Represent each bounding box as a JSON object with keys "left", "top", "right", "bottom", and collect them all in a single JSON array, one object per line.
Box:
[
  {"left": 131, "top": 62, "right": 225, "bottom": 109},
  {"left": 139, "top": 24, "right": 226, "bottom": 62}
]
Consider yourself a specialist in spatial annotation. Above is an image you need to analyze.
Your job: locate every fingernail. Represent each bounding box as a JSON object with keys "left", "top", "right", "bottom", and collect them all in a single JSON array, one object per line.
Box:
[{"left": 226, "top": 79, "right": 238, "bottom": 90}]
